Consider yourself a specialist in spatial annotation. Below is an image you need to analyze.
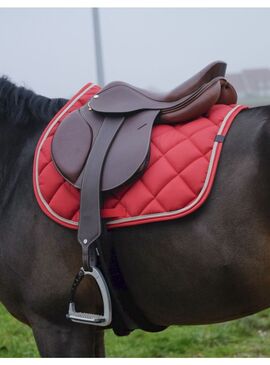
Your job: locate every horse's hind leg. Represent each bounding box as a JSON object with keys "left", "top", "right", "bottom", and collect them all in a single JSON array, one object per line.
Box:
[{"left": 30, "top": 315, "right": 105, "bottom": 357}]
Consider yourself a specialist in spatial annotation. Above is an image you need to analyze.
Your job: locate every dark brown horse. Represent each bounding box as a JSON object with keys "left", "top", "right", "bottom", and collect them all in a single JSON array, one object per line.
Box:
[{"left": 0, "top": 77, "right": 270, "bottom": 357}]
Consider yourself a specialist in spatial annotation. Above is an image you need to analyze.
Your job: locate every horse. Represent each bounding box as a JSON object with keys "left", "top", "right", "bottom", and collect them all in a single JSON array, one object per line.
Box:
[{"left": 0, "top": 76, "right": 270, "bottom": 357}]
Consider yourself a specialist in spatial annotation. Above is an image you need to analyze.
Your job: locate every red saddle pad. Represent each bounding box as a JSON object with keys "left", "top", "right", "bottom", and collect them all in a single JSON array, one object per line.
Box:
[{"left": 33, "top": 83, "right": 246, "bottom": 230}]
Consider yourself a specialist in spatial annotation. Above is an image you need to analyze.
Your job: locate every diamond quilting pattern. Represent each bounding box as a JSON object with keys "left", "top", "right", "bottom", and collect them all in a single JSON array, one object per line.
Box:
[
  {"left": 104, "top": 117, "right": 218, "bottom": 217},
  {"left": 33, "top": 83, "right": 246, "bottom": 230}
]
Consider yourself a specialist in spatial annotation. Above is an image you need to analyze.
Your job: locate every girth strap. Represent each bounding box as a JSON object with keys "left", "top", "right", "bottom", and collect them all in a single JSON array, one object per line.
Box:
[
  {"left": 96, "top": 228, "right": 167, "bottom": 336},
  {"left": 78, "top": 115, "right": 125, "bottom": 269}
]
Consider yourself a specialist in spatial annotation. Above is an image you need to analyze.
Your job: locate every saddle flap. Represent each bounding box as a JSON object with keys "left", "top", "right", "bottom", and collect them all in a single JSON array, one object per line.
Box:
[
  {"left": 52, "top": 106, "right": 159, "bottom": 192},
  {"left": 101, "top": 109, "right": 159, "bottom": 191}
]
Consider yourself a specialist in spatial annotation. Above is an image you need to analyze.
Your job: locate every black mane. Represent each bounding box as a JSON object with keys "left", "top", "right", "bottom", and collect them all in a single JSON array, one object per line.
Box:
[{"left": 0, "top": 76, "right": 67, "bottom": 126}]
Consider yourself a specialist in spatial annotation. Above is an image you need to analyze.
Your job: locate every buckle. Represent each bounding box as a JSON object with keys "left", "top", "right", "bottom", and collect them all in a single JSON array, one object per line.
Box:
[{"left": 66, "top": 267, "right": 112, "bottom": 326}]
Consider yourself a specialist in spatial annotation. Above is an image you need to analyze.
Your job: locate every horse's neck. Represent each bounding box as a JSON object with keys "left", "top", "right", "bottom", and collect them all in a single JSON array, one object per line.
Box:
[
  {"left": 0, "top": 123, "right": 37, "bottom": 212},
  {"left": 0, "top": 94, "right": 66, "bottom": 184}
]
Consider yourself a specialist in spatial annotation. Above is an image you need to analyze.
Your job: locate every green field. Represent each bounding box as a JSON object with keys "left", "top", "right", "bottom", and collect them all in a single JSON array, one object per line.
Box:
[{"left": 1, "top": 303, "right": 270, "bottom": 357}]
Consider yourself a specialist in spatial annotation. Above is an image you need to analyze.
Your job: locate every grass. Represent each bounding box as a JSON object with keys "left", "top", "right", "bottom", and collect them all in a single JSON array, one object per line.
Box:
[{"left": 1, "top": 303, "right": 270, "bottom": 357}]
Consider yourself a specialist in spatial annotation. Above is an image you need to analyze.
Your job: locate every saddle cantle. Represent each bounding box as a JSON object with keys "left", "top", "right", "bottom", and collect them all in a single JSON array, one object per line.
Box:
[{"left": 50, "top": 61, "right": 238, "bottom": 329}]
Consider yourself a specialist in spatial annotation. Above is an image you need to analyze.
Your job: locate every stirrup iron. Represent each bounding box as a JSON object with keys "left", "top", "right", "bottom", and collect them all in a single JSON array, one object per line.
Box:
[{"left": 67, "top": 267, "right": 112, "bottom": 326}]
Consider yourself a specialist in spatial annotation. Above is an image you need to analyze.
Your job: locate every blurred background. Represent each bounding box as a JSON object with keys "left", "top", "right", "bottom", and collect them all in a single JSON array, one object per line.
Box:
[
  {"left": 0, "top": 8, "right": 270, "bottom": 105},
  {"left": 1, "top": 7, "right": 270, "bottom": 357}
]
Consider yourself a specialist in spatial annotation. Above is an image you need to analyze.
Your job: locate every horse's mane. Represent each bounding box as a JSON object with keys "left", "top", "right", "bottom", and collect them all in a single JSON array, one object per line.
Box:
[{"left": 0, "top": 76, "right": 67, "bottom": 126}]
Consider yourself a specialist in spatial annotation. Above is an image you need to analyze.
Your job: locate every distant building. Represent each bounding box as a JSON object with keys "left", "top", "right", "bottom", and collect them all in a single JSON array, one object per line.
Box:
[{"left": 227, "top": 68, "right": 270, "bottom": 98}]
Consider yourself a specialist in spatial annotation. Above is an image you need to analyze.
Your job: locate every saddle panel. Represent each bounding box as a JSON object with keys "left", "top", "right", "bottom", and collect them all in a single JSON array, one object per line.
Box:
[{"left": 216, "top": 81, "right": 238, "bottom": 105}]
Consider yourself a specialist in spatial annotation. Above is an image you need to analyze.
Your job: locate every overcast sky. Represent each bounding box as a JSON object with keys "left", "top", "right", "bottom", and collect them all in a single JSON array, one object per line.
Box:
[{"left": 0, "top": 8, "right": 269, "bottom": 98}]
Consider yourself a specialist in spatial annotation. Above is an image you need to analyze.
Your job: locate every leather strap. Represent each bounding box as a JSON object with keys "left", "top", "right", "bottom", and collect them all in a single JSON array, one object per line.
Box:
[
  {"left": 78, "top": 115, "right": 125, "bottom": 269},
  {"left": 77, "top": 109, "right": 167, "bottom": 333}
]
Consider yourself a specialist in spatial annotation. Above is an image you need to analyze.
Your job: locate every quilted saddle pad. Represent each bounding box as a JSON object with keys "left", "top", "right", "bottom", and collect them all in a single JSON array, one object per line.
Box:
[{"left": 33, "top": 83, "right": 246, "bottom": 230}]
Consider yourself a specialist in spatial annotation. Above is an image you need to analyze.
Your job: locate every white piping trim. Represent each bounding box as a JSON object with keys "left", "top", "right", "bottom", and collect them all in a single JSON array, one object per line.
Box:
[
  {"left": 35, "top": 102, "right": 243, "bottom": 228},
  {"left": 35, "top": 84, "right": 96, "bottom": 226}
]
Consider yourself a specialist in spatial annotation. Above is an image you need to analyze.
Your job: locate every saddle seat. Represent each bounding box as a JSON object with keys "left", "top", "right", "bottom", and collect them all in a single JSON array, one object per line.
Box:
[
  {"left": 144, "top": 60, "right": 227, "bottom": 102},
  {"left": 89, "top": 61, "right": 236, "bottom": 123},
  {"left": 93, "top": 61, "right": 230, "bottom": 104}
]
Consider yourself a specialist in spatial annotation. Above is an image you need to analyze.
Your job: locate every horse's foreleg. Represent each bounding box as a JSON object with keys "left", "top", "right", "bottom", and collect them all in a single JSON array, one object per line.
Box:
[
  {"left": 95, "top": 330, "right": 105, "bottom": 357},
  {"left": 30, "top": 315, "right": 105, "bottom": 357}
]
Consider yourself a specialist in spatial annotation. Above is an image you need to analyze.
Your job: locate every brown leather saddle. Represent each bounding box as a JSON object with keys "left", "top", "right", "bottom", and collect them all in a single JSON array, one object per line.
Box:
[{"left": 51, "top": 61, "right": 237, "bottom": 327}]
